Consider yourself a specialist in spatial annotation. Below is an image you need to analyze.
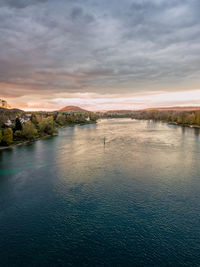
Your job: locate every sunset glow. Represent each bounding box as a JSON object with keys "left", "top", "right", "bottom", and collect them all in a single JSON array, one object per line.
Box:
[
  {"left": 0, "top": 0, "right": 200, "bottom": 110},
  {"left": 6, "top": 89, "right": 200, "bottom": 111}
]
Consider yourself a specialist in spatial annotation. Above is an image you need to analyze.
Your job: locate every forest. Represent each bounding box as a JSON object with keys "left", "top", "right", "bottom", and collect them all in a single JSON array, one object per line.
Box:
[
  {"left": 0, "top": 110, "right": 97, "bottom": 146},
  {"left": 131, "top": 109, "right": 200, "bottom": 127}
]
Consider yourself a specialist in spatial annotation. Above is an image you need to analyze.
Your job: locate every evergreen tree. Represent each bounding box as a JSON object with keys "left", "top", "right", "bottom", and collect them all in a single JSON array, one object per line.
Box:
[{"left": 15, "top": 117, "right": 22, "bottom": 131}]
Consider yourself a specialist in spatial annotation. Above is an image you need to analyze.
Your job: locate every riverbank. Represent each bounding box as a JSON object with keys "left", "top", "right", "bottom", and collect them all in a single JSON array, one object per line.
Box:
[
  {"left": 132, "top": 118, "right": 200, "bottom": 129},
  {"left": 150, "top": 120, "right": 200, "bottom": 129},
  {"left": 169, "top": 121, "right": 200, "bottom": 128},
  {"left": 0, "top": 121, "right": 97, "bottom": 151},
  {"left": 0, "top": 133, "right": 58, "bottom": 151},
  {"left": 130, "top": 109, "right": 200, "bottom": 129}
]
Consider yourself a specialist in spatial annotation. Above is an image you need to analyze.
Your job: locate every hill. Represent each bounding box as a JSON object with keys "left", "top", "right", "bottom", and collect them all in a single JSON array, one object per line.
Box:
[
  {"left": 59, "top": 106, "right": 89, "bottom": 113},
  {"left": 0, "top": 107, "right": 24, "bottom": 113},
  {"left": 105, "top": 107, "right": 200, "bottom": 114},
  {"left": 0, "top": 107, "right": 24, "bottom": 127}
]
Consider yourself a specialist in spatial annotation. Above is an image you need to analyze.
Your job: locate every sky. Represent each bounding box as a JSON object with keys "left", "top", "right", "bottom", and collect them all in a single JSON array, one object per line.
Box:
[{"left": 0, "top": 0, "right": 200, "bottom": 111}]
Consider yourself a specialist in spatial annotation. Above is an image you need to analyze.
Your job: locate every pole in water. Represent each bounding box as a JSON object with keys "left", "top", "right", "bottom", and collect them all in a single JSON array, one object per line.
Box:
[{"left": 104, "top": 137, "right": 106, "bottom": 145}]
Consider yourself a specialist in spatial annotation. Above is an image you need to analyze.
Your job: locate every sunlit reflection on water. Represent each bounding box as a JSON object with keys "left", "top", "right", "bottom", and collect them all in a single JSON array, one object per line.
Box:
[{"left": 1, "top": 119, "right": 200, "bottom": 266}]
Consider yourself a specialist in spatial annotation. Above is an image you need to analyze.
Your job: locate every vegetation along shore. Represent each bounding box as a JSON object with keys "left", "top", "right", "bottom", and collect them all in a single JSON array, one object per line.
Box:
[
  {"left": 100, "top": 108, "right": 200, "bottom": 128},
  {"left": 0, "top": 106, "right": 98, "bottom": 149},
  {"left": 1, "top": 105, "right": 200, "bottom": 150},
  {"left": 130, "top": 109, "right": 200, "bottom": 128}
]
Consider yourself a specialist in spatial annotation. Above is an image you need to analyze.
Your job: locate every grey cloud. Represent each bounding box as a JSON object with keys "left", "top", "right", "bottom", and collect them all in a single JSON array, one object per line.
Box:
[
  {"left": 0, "top": 0, "right": 200, "bottom": 98},
  {"left": 70, "top": 6, "right": 95, "bottom": 23},
  {"left": 0, "top": 0, "right": 48, "bottom": 9}
]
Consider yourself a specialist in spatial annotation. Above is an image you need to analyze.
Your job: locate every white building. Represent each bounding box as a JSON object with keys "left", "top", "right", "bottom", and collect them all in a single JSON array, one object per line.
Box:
[
  {"left": 20, "top": 117, "right": 30, "bottom": 124},
  {"left": 5, "top": 120, "right": 12, "bottom": 127}
]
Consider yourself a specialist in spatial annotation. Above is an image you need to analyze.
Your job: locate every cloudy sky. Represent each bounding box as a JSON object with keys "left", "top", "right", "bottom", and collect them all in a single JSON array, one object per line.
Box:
[{"left": 0, "top": 0, "right": 200, "bottom": 110}]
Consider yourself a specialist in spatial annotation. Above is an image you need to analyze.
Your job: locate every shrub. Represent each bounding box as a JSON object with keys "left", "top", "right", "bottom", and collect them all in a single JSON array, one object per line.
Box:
[
  {"left": 14, "top": 130, "right": 23, "bottom": 140},
  {"left": 38, "top": 116, "right": 57, "bottom": 135},
  {"left": 22, "top": 121, "right": 38, "bottom": 140},
  {"left": 56, "top": 114, "right": 66, "bottom": 126},
  {"left": 2, "top": 128, "right": 13, "bottom": 145}
]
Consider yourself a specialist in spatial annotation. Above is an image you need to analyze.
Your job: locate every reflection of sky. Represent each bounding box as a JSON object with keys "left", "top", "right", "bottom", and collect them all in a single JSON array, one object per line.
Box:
[
  {"left": 52, "top": 120, "right": 200, "bottom": 199},
  {"left": 1, "top": 119, "right": 200, "bottom": 214},
  {"left": 1, "top": 120, "right": 200, "bottom": 180},
  {"left": 1, "top": 120, "right": 200, "bottom": 266}
]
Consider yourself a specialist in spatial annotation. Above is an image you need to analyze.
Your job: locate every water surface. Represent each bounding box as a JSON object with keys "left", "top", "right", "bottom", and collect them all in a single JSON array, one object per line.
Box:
[{"left": 1, "top": 119, "right": 200, "bottom": 266}]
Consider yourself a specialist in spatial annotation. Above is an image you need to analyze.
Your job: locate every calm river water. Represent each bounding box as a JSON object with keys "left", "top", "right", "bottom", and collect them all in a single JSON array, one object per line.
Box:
[{"left": 1, "top": 119, "right": 200, "bottom": 266}]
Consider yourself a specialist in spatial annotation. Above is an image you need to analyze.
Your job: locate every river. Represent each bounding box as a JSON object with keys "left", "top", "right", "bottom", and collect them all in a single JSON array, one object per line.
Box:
[{"left": 0, "top": 119, "right": 200, "bottom": 266}]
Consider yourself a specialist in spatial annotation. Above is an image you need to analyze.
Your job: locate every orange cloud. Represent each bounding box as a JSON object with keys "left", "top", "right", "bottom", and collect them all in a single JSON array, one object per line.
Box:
[{"left": 3, "top": 89, "right": 200, "bottom": 111}]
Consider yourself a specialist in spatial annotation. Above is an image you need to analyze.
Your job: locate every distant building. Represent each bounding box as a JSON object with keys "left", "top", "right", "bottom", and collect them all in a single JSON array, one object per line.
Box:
[
  {"left": 20, "top": 117, "right": 30, "bottom": 124},
  {"left": 4, "top": 120, "right": 12, "bottom": 127}
]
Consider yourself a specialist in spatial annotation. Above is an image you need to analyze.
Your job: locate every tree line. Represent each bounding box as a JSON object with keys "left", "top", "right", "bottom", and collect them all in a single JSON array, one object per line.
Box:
[
  {"left": 131, "top": 110, "right": 200, "bottom": 126},
  {"left": 0, "top": 112, "right": 97, "bottom": 146}
]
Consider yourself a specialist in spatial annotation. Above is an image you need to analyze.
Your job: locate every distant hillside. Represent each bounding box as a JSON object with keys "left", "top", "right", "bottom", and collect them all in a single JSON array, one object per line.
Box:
[
  {"left": 0, "top": 107, "right": 24, "bottom": 113},
  {"left": 105, "top": 110, "right": 135, "bottom": 114},
  {"left": 106, "top": 107, "right": 200, "bottom": 113},
  {"left": 144, "top": 106, "right": 200, "bottom": 111},
  {"left": 59, "top": 106, "right": 89, "bottom": 113},
  {"left": 0, "top": 107, "right": 24, "bottom": 126}
]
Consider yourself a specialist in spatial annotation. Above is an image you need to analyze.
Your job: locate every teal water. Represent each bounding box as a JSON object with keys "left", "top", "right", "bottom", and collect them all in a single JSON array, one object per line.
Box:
[{"left": 0, "top": 119, "right": 200, "bottom": 266}]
